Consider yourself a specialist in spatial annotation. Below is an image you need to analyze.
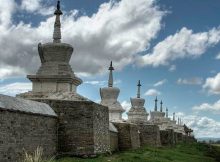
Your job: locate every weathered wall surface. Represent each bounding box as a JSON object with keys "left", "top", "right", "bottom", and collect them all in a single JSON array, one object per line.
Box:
[
  {"left": 0, "top": 109, "right": 57, "bottom": 162},
  {"left": 35, "top": 99, "right": 110, "bottom": 156},
  {"left": 138, "top": 124, "right": 161, "bottom": 147},
  {"left": 112, "top": 122, "right": 140, "bottom": 151},
  {"left": 160, "top": 129, "right": 174, "bottom": 146},
  {"left": 93, "top": 103, "right": 110, "bottom": 154},
  {"left": 109, "top": 131, "right": 118, "bottom": 152},
  {"left": 176, "top": 133, "right": 183, "bottom": 143}
]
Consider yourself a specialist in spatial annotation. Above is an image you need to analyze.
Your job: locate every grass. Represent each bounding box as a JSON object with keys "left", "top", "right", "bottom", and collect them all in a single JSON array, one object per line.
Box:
[{"left": 53, "top": 143, "right": 220, "bottom": 162}]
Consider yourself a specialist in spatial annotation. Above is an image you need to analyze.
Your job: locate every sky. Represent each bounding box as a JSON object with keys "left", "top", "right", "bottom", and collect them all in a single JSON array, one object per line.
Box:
[{"left": 1, "top": 0, "right": 220, "bottom": 138}]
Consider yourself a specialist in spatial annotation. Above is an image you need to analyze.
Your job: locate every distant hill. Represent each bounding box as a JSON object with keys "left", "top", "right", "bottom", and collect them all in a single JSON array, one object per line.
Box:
[{"left": 197, "top": 137, "right": 220, "bottom": 142}]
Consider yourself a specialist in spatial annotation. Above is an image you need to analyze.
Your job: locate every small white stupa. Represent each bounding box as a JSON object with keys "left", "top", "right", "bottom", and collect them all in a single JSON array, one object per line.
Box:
[
  {"left": 127, "top": 80, "right": 149, "bottom": 124},
  {"left": 100, "top": 61, "right": 125, "bottom": 122},
  {"left": 150, "top": 97, "right": 166, "bottom": 124},
  {"left": 162, "top": 108, "right": 173, "bottom": 129}
]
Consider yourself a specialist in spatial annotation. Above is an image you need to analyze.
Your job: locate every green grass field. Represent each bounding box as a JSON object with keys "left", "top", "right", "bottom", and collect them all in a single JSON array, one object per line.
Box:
[{"left": 54, "top": 143, "right": 220, "bottom": 162}]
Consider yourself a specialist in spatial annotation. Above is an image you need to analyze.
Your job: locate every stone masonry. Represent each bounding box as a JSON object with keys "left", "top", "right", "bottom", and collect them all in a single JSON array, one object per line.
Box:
[
  {"left": 34, "top": 99, "right": 110, "bottom": 156},
  {"left": 0, "top": 95, "right": 57, "bottom": 162},
  {"left": 138, "top": 124, "right": 161, "bottom": 147},
  {"left": 112, "top": 122, "right": 140, "bottom": 151}
]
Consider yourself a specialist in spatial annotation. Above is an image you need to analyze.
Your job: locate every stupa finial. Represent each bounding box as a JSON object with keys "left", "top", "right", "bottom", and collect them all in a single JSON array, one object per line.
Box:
[
  {"left": 53, "top": 0, "right": 63, "bottom": 43},
  {"left": 108, "top": 61, "right": 114, "bottom": 87},
  {"left": 137, "top": 80, "right": 141, "bottom": 98},
  {"left": 160, "top": 100, "right": 163, "bottom": 112},
  {"left": 173, "top": 112, "right": 175, "bottom": 121},
  {"left": 166, "top": 107, "right": 168, "bottom": 118},
  {"left": 154, "top": 96, "right": 158, "bottom": 111}
]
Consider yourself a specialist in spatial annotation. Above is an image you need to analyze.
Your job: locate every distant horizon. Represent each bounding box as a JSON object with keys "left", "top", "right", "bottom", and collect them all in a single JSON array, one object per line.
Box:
[{"left": 0, "top": 0, "right": 220, "bottom": 138}]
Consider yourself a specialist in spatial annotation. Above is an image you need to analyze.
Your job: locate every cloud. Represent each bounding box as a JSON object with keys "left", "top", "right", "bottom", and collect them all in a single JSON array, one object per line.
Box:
[
  {"left": 173, "top": 112, "right": 220, "bottom": 138},
  {"left": 215, "top": 52, "right": 220, "bottom": 60},
  {"left": 193, "top": 100, "right": 220, "bottom": 114},
  {"left": 177, "top": 77, "right": 203, "bottom": 85},
  {"left": 0, "top": 65, "right": 25, "bottom": 78},
  {"left": 0, "top": 0, "right": 166, "bottom": 78},
  {"left": 0, "top": 0, "right": 16, "bottom": 28},
  {"left": 203, "top": 73, "right": 220, "bottom": 94},
  {"left": 184, "top": 115, "right": 220, "bottom": 138},
  {"left": 153, "top": 79, "right": 167, "bottom": 87},
  {"left": 144, "top": 89, "right": 161, "bottom": 96},
  {"left": 0, "top": 82, "right": 31, "bottom": 96},
  {"left": 121, "top": 100, "right": 131, "bottom": 112},
  {"left": 21, "top": 0, "right": 54, "bottom": 16},
  {"left": 84, "top": 79, "right": 121, "bottom": 86},
  {"left": 121, "top": 100, "right": 131, "bottom": 120},
  {"left": 169, "top": 65, "right": 176, "bottom": 72},
  {"left": 138, "top": 27, "right": 220, "bottom": 67}
]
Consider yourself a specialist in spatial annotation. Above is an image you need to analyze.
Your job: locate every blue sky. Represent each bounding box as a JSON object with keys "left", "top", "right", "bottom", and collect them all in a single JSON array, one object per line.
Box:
[{"left": 1, "top": 0, "right": 220, "bottom": 138}]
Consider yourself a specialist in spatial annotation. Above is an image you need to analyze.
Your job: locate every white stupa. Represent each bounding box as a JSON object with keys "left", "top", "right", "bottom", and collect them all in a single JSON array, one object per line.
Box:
[
  {"left": 18, "top": 1, "right": 86, "bottom": 101},
  {"left": 100, "top": 62, "right": 125, "bottom": 122},
  {"left": 127, "top": 80, "right": 149, "bottom": 124},
  {"left": 150, "top": 97, "right": 165, "bottom": 123},
  {"left": 162, "top": 108, "right": 174, "bottom": 130}
]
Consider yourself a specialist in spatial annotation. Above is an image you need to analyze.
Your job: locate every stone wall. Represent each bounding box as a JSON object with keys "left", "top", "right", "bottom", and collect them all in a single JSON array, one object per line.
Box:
[
  {"left": 160, "top": 129, "right": 174, "bottom": 146},
  {"left": 138, "top": 124, "right": 161, "bottom": 147},
  {"left": 112, "top": 122, "right": 140, "bottom": 151},
  {"left": 0, "top": 109, "right": 57, "bottom": 162},
  {"left": 109, "top": 131, "right": 118, "bottom": 152},
  {"left": 176, "top": 133, "right": 183, "bottom": 143},
  {"left": 35, "top": 99, "right": 110, "bottom": 156}
]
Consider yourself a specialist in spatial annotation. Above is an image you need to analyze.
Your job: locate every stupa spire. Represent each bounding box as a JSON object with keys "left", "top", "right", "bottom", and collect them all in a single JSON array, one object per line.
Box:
[
  {"left": 166, "top": 107, "right": 168, "bottom": 118},
  {"left": 173, "top": 112, "right": 175, "bottom": 121},
  {"left": 108, "top": 61, "right": 114, "bottom": 87},
  {"left": 137, "top": 80, "right": 141, "bottom": 98},
  {"left": 160, "top": 100, "right": 163, "bottom": 112},
  {"left": 53, "top": 0, "right": 63, "bottom": 43},
  {"left": 154, "top": 96, "right": 158, "bottom": 111}
]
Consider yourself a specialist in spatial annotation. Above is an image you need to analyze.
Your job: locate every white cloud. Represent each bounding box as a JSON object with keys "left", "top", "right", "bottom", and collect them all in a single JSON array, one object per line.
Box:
[
  {"left": 169, "top": 65, "right": 176, "bottom": 72},
  {"left": 153, "top": 79, "right": 167, "bottom": 87},
  {"left": 215, "top": 52, "right": 220, "bottom": 60},
  {"left": 21, "top": 0, "right": 54, "bottom": 16},
  {"left": 0, "top": 65, "right": 25, "bottom": 79},
  {"left": 203, "top": 73, "right": 220, "bottom": 94},
  {"left": 0, "top": 0, "right": 166, "bottom": 78},
  {"left": 121, "top": 100, "right": 131, "bottom": 112},
  {"left": 177, "top": 77, "right": 203, "bottom": 85},
  {"left": 84, "top": 79, "right": 121, "bottom": 86},
  {"left": 138, "top": 27, "right": 220, "bottom": 67},
  {"left": 144, "top": 89, "right": 161, "bottom": 96},
  {"left": 184, "top": 115, "right": 220, "bottom": 138},
  {"left": 0, "top": 82, "right": 31, "bottom": 96},
  {"left": 0, "top": 0, "right": 16, "bottom": 28},
  {"left": 173, "top": 112, "right": 220, "bottom": 138},
  {"left": 121, "top": 100, "right": 131, "bottom": 120},
  {"left": 193, "top": 100, "right": 220, "bottom": 114}
]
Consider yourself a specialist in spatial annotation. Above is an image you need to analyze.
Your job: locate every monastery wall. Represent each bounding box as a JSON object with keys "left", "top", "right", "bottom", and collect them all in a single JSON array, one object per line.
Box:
[
  {"left": 35, "top": 99, "right": 110, "bottom": 156},
  {"left": 160, "top": 129, "right": 174, "bottom": 146},
  {"left": 138, "top": 124, "right": 161, "bottom": 147},
  {"left": 0, "top": 109, "right": 57, "bottom": 162},
  {"left": 112, "top": 122, "right": 140, "bottom": 151}
]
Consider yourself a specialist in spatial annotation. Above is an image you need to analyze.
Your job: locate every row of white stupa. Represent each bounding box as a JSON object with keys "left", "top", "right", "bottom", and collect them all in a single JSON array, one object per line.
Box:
[
  {"left": 100, "top": 62, "right": 185, "bottom": 134},
  {"left": 18, "top": 0, "right": 184, "bottom": 135}
]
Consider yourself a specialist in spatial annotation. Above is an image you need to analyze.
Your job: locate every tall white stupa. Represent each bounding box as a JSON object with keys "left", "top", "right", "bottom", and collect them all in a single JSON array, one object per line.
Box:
[
  {"left": 100, "top": 62, "right": 125, "bottom": 122},
  {"left": 127, "top": 80, "right": 149, "bottom": 124},
  {"left": 18, "top": 1, "right": 86, "bottom": 101}
]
